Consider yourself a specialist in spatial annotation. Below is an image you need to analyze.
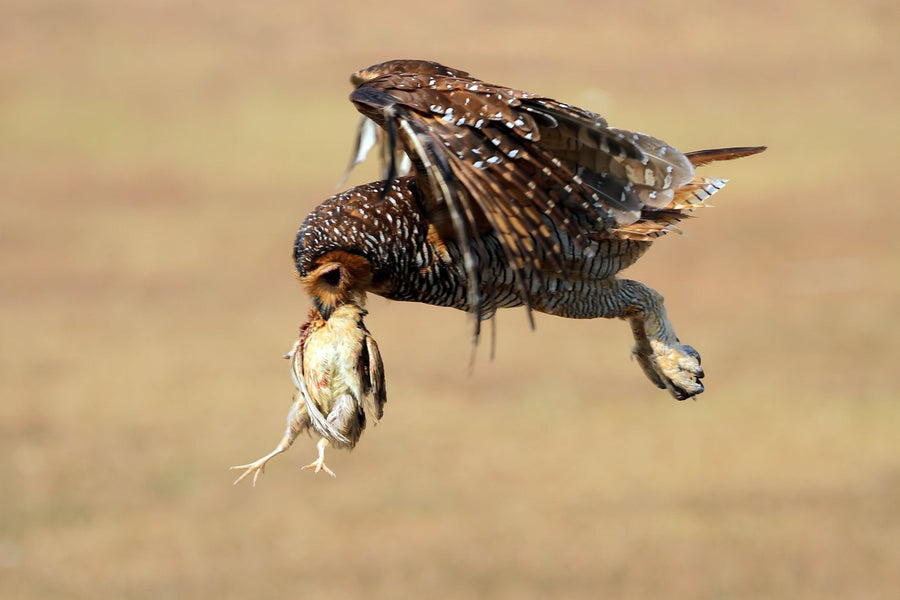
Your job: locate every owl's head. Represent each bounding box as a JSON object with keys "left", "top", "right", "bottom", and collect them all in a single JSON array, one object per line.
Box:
[{"left": 293, "top": 179, "right": 423, "bottom": 319}]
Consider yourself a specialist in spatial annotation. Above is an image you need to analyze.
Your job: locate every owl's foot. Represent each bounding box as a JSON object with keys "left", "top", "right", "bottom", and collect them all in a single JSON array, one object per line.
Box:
[
  {"left": 633, "top": 341, "right": 705, "bottom": 400},
  {"left": 231, "top": 447, "right": 288, "bottom": 487},
  {"left": 301, "top": 438, "right": 336, "bottom": 477}
]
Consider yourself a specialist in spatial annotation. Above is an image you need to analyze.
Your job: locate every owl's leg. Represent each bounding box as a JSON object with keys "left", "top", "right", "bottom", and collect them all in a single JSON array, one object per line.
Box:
[
  {"left": 302, "top": 438, "right": 336, "bottom": 477},
  {"left": 624, "top": 291, "right": 705, "bottom": 400},
  {"left": 533, "top": 277, "right": 704, "bottom": 399}
]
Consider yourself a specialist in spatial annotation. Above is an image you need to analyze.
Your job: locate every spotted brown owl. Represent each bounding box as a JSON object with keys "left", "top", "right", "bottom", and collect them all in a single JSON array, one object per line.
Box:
[
  {"left": 296, "top": 59, "right": 764, "bottom": 400},
  {"left": 233, "top": 60, "right": 764, "bottom": 484}
]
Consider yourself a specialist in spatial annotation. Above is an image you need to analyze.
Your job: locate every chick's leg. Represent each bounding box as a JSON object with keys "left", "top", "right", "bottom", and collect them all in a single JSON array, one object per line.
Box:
[
  {"left": 301, "top": 438, "right": 336, "bottom": 477},
  {"left": 230, "top": 399, "right": 308, "bottom": 486}
]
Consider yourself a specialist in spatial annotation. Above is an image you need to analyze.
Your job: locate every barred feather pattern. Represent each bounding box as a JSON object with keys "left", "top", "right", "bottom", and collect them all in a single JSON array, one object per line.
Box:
[{"left": 296, "top": 177, "right": 653, "bottom": 319}]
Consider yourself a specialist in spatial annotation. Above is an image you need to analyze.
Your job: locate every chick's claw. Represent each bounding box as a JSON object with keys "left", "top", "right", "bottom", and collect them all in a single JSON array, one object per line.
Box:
[
  {"left": 230, "top": 402, "right": 308, "bottom": 487},
  {"left": 230, "top": 448, "right": 285, "bottom": 487},
  {"left": 301, "top": 439, "right": 336, "bottom": 477}
]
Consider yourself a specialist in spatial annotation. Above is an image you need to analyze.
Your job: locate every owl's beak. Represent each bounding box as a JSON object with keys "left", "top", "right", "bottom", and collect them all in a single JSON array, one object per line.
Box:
[{"left": 313, "top": 296, "right": 334, "bottom": 321}]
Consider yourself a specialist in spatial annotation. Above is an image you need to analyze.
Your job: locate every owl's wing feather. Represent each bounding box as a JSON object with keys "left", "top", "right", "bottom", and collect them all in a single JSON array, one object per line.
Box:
[
  {"left": 611, "top": 146, "right": 766, "bottom": 240},
  {"left": 340, "top": 116, "right": 379, "bottom": 188}
]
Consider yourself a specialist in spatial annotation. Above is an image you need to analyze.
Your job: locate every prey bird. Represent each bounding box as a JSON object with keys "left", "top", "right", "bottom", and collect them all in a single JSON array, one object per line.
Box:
[
  {"left": 233, "top": 59, "right": 764, "bottom": 482},
  {"left": 231, "top": 303, "right": 385, "bottom": 484}
]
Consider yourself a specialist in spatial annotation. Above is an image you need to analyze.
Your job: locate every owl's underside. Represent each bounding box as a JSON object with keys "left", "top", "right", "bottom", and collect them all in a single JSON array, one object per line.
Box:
[{"left": 297, "top": 174, "right": 707, "bottom": 398}]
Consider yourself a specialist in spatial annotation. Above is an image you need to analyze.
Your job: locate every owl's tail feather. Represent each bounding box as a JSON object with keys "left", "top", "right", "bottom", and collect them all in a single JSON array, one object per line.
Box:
[
  {"left": 685, "top": 146, "right": 767, "bottom": 167},
  {"left": 612, "top": 146, "right": 766, "bottom": 240}
]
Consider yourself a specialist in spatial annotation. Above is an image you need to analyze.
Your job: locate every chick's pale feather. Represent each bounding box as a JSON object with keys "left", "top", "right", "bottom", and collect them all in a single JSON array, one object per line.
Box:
[{"left": 231, "top": 304, "right": 384, "bottom": 484}]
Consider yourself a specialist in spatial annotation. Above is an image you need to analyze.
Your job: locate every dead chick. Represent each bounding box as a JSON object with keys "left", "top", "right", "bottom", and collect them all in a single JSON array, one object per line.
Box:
[{"left": 231, "top": 303, "right": 386, "bottom": 485}]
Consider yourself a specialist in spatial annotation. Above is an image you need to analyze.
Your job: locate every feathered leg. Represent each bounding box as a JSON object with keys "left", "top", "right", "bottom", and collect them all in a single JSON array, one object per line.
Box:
[{"left": 532, "top": 277, "right": 704, "bottom": 399}]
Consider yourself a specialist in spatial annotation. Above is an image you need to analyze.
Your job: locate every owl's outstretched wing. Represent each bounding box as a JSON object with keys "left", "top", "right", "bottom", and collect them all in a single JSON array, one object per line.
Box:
[{"left": 345, "top": 60, "right": 748, "bottom": 339}]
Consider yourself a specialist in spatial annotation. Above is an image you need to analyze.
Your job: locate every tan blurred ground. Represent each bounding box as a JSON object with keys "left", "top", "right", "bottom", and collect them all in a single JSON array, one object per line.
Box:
[{"left": 2, "top": 1, "right": 899, "bottom": 598}]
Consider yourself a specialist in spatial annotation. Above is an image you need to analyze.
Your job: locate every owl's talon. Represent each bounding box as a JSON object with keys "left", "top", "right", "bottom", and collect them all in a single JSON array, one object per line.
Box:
[
  {"left": 680, "top": 345, "right": 704, "bottom": 377},
  {"left": 635, "top": 342, "right": 705, "bottom": 400}
]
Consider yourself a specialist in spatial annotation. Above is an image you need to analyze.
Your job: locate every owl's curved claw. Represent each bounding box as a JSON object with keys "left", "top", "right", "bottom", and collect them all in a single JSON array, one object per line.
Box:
[{"left": 633, "top": 341, "right": 705, "bottom": 400}]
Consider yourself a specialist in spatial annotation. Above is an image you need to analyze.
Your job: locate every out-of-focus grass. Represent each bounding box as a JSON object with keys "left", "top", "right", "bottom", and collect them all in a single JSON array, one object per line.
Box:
[{"left": 2, "top": 1, "right": 898, "bottom": 598}]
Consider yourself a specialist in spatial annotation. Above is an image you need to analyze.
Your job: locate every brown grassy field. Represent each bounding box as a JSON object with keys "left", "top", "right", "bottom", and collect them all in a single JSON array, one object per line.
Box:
[{"left": 2, "top": 1, "right": 899, "bottom": 598}]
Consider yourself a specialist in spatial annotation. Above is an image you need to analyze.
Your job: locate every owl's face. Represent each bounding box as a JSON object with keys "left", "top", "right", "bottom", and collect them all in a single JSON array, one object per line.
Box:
[
  {"left": 299, "top": 250, "right": 375, "bottom": 319},
  {"left": 292, "top": 185, "right": 387, "bottom": 318}
]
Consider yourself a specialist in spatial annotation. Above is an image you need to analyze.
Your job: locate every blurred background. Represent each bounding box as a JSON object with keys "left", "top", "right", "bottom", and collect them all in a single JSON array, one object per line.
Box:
[{"left": 2, "top": 0, "right": 898, "bottom": 598}]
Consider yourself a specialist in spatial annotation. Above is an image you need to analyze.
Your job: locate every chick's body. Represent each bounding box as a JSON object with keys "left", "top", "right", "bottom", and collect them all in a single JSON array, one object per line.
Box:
[
  {"left": 301, "top": 304, "right": 385, "bottom": 455},
  {"left": 231, "top": 304, "right": 385, "bottom": 484}
]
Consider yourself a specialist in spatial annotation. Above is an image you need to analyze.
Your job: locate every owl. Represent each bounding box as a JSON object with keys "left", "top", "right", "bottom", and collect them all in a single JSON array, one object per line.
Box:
[
  {"left": 296, "top": 59, "right": 764, "bottom": 400},
  {"left": 233, "top": 60, "right": 764, "bottom": 483}
]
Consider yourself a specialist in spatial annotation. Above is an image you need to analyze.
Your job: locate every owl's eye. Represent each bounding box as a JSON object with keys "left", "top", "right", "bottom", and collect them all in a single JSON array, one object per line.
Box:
[{"left": 320, "top": 265, "right": 342, "bottom": 287}]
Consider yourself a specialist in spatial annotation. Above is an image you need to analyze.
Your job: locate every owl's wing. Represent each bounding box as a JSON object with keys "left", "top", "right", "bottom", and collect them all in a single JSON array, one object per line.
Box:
[{"left": 346, "top": 60, "right": 698, "bottom": 336}]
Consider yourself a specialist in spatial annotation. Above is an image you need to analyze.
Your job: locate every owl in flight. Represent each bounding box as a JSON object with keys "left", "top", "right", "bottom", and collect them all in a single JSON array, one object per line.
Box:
[{"left": 231, "top": 59, "right": 764, "bottom": 482}]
